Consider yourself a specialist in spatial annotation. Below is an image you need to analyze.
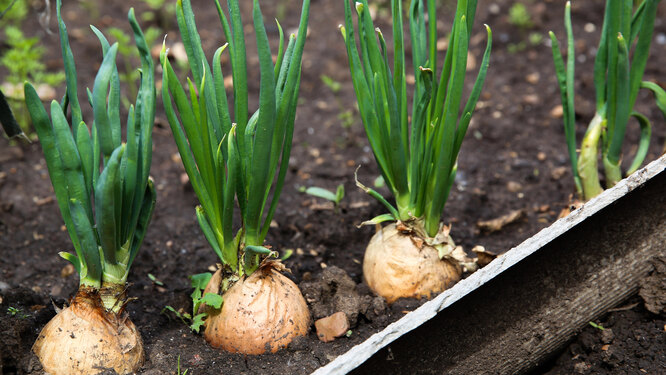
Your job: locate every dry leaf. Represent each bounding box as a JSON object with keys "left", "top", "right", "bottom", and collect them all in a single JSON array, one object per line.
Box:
[{"left": 477, "top": 209, "right": 526, "bottom": 233}]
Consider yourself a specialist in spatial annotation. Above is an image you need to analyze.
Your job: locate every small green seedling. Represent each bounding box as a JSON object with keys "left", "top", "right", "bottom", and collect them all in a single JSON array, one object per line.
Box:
[
  {"left": 300, "top": 184, "right": 345, "bottom": 206},
  {"left": 176, "top": 355, "right": 189, "bottom": 375},
  {"left": 280, "top": 249, "right": 293, "bottom": 261},
  {"left": 589, "top": 321, "right": 605, "bottom": 330},
  {"left": 162, "top": 272, "right": 223, "bottom": 333},
  {"left": 508, "top": 2, "right": 533, "bottom": 29},
  {"left": 321, "top": 75, "right": 342, "bottom": 93},
  {"left": 147, "top": 273, "right": 164, "bottom": 286},
  {"left": 6, "top": 306, "right": 29, "bottom": 319}
]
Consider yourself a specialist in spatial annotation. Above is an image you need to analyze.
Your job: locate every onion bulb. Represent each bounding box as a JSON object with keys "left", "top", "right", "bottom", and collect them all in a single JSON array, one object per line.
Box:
[
  {"left": 32, "top": 286, "right": 144, "bottom": 375},
  {"left": 363, "top": 223, "right": 461, "bottom": 304},
  {"left": 203, "top": 262, "right": 310, "bottom": 354}
]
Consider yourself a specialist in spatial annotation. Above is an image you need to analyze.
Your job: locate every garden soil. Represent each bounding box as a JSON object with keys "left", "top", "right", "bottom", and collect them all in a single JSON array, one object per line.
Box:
[{"left": 1, "top": 0, "right": 665, "bottom": 374}]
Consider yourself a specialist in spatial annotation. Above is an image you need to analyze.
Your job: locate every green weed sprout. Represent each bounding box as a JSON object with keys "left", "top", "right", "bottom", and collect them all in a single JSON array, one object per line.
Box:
[
  {"left": 550, "top": 0, "right": 666, "bottom": 201},
  {"left": 24, "top": 1, "right": 155, "bottom": 373},
  {"left": 301, "top": 184, "right": 345, "bottom": 206},
  {"left": 341, "top": 0, "right": 491, "bottom": 303},
  {"left": 161, "top": 0, "right": 311, "bottom": 354}
]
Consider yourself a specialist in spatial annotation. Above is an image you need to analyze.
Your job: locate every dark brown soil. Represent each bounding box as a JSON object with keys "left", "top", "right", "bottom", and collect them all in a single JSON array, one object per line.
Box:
[
  {"left": 532, "top": 256, "right": 666, "bottom": 375},
  {"left": 1, "top": 0, "right": 665, "bottom": 374}
]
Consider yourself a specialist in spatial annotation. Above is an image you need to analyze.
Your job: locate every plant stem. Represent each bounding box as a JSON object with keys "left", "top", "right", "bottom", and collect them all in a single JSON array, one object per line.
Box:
[
  {"left": 578, "top": 112, "right": 604, "bottom": 201},
  {"left": 603, "top": 155, "right": 623, "bottom": 188},
  {"left": 99, "top": 282, "right": 126, "bottom": 313}
]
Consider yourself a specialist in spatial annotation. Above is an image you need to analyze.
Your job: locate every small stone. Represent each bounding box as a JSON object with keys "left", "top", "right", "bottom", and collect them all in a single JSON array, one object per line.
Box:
[
  {"left": 601, "top": 328, "right": 615, "bottom": 344},
  {"left": 550, "top": 105, "right": 564, "bottom": 118},
  {"left": 506, "top": 181, "right": 522, "bottom": 193},
  {"left": 170, "top": 42, "right": 188, "bottom": 64},
  {"left": 550, "top": 166, "right": 568, "bottom": 180},
  {"left": 315, "top": 312, "right": 349, "bottom": 343},
  {"left": 526, "top": 72, "right": 540, "bottom": 84},
  {"left": 537, "top": 152, "right": 547, "bottom": 161},
  {"left": 61, "top": 264, "right": 75, "bottom": 278},
  {"left": 33, "top": 196, "right": 54, "bottom": 206},
  {"left": 180, "top": 173, "right": 189, "bottom": 185},
  {"left": 50, "top": 285, "right": 62, "bottom": 297},
  {"left": 573, "top": 361, "right": 589, "bottom": 374},
  {"left": 522, "top": 94, "right": 539, "bottom": 105}
]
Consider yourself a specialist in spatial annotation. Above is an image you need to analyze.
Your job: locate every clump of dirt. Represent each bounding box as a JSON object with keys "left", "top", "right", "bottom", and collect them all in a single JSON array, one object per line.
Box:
[
  {"left": 639, "top": 256, "right": 666, "bottom": 315},
  {"left": 299, "top": 266, "right": 386, "bottom": 327}
]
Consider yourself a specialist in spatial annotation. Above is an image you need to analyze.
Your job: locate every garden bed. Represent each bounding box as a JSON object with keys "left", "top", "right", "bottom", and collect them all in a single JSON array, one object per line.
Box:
[{"left": 1, "top": 0, "right": 665, "bottom": 374}]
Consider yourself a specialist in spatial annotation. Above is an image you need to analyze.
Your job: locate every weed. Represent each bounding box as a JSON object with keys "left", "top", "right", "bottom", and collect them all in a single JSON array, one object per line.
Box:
[
  {"left": 162, "top": 273, "right": 223, "bottom": 333},
  {"left": 508, "top": 2, "right": 533, "bottom": 29},
  {"left": 7, "top": 306, "right": 29, "bottom": 319},
  {"left": 300, "top": 184, "right": 345, "bottom": 206}
]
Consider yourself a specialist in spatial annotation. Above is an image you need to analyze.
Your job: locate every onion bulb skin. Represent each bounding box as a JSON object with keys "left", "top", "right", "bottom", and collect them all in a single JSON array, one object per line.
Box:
[
  {"left": 32, "top": 286, "right": 144, "bottom": 375},
  {"left": 203, "top": 263, "right": 310, "bottom": 354},
  {"left": 363, "top": 223, "right": 461, "bottom": 304}
]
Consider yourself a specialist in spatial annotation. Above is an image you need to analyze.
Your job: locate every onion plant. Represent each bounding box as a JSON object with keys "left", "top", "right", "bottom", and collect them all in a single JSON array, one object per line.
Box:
[
  {"left": 550, "top": 0, "right": 666, "bottom": 201},
  {"left": 24, "top": 1, "right": 155, "bottom": 373},
  {"left": 161, "top": 0, "right": 311, "bottom": 354},
  {"left": 341, "top": 0, "right": 491, "bottom": 303}
]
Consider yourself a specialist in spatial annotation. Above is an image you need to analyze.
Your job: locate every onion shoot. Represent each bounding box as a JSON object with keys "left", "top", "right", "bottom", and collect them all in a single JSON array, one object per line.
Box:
[
  {"left": 24, "top": 1, "right": 155, "bottom": 373},
  {"left": 550, "top": 0, "right": 666, "bottom": 201},
  {"left": 341, "top": 0, "right": 492, "bottom": 302},
  {"left": 161, "top": 0, "right": 311, "bottom": 353}
]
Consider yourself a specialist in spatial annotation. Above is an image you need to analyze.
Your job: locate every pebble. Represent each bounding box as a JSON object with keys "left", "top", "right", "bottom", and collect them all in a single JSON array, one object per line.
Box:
[
  {"left": 550, "top": 105, "right": 564, "bottom": 118},
  {"left": 551, "top": 166, "right": 568, "bottom": 180},
  {"left": 315, "top": 312, "right": 349, "bottom": 343},
  {"left": 61, "top": 264, "right": 75, "bottom": 278},
  {"left": 601, "top": 328, "right": 615, "bottom": 344},
  {"left": 506, "top": 181, "right": 522, "bottom": 193},
  {"left": 526, "top": 72, "right": 540, "bottom": 84}
]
